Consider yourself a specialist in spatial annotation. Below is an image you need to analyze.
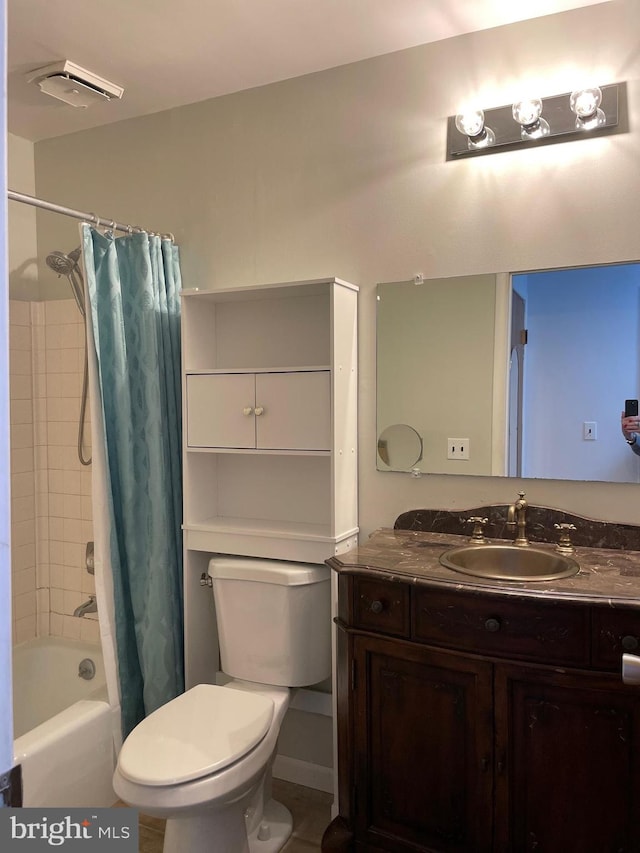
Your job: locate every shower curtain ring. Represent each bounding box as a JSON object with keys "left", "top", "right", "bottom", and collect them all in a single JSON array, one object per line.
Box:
[{"left": 92, "top": 214, "right": 101, "bottom": 229}]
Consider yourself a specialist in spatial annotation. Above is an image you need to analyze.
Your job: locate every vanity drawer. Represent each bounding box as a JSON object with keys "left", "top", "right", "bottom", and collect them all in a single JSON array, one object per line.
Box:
[
  {"left": 413, "top": 589, "right": 590, "bottom": 665},
  {"left": 351, "top": 577, "right": 410, "bottom": 638},
  {"left": 591, "top": 607, "right": 640, "bottom": 671}
]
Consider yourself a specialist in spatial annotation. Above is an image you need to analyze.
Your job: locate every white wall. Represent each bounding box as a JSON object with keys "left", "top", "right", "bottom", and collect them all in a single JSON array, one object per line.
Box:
[
  {"left": 8, "top": 133, "right": 38, "bottom": 300},
  {"left": 31, "top": 0, "right": 640, "bottom": 538}
]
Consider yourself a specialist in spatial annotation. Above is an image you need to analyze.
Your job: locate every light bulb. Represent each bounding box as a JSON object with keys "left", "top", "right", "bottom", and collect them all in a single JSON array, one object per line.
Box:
[
  {"left": 512, "top": 98, "right": 543, "bottom": 128},
  {"left": 455, "top": 109, "right": 485, "bottom": 138},
  {"left": 570, "top": 87, "right": 602, "bottom": 119},
  {"left": 570, "top": 87, "right": 605, "bottom": 130},
  {"left": 454, "top": 109, "right": 495, "bottom": 150},
  {"left": 512, "top": 97, "right": 549, "bottom": 141}
]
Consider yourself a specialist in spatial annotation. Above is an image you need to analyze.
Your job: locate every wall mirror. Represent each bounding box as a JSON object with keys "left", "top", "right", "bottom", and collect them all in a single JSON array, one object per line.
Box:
[{"left": 376, "top": 262, "right": 640, "bottom": 484}]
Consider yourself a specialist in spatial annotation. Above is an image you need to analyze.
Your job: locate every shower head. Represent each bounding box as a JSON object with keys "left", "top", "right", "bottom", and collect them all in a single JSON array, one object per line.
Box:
[
  {"left": 46, "top": 246, "right": 86, "bottom": 317},
  {"left": 46, "top": 247, "right": 81, "bottom": 276}
]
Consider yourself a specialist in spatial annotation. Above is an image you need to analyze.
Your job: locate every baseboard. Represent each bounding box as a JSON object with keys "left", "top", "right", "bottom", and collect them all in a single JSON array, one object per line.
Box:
[{"left": 272, "top": 754, "right": 334, "bottom": 794}]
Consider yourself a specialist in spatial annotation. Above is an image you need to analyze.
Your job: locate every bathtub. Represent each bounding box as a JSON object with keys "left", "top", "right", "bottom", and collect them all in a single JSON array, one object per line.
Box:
[{"left": 13, "top": 636, "right": 117, "bottom": 807}]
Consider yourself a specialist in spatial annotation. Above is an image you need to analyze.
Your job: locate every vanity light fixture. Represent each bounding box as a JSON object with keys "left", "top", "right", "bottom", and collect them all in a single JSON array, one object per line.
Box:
[{"left": 447, "top": 82, "right": 622, "bottom": 159}]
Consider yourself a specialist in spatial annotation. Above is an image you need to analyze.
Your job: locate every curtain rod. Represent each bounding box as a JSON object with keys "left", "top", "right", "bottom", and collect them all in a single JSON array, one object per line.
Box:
[{"left": 7, "top": 189, "right": 174, "bottom": 240}]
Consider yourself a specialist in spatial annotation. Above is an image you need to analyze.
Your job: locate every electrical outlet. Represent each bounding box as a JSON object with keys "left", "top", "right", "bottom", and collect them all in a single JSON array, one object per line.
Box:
[
  {"left": 583, "top": 421, "right": 597, "bottom": 440},
  {"left": 447, "top": 438, "right": 470, "bottom": 460}
]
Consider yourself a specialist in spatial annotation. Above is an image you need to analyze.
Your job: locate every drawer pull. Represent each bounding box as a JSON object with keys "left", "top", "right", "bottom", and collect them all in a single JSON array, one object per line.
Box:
[
  {"left": 370, "top": 600, "right": 384, "bottom": 614},
  {"left": 485, "top": 617, "right": 502, "bottom": 633},
  {"left": 622, "top": 635, "right": 639, "bottom": 651}
]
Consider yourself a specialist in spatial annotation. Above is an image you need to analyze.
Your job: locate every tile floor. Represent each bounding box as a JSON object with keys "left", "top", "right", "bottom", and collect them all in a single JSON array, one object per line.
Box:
[{"left": 129, "top": 779, "right": 332, "bottom": 852}]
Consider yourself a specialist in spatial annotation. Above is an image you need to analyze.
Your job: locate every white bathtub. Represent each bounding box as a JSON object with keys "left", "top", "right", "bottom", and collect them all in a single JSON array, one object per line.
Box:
[{"left": 13, "top": 636, "right": 117, "bottom": 807}]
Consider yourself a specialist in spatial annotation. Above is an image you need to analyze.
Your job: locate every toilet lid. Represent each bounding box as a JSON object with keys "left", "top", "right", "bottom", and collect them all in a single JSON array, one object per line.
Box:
[{"left": 118, "top": 684, "right": 274, "bottom": 786}]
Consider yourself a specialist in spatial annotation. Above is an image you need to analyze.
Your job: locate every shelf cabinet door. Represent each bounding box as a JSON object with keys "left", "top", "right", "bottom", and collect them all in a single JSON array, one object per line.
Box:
[
  {"left": 494, "top": 663, "right": 640, "bottom": 853},
  {"left": 352, "top": 635, "right": 494, "bottom": 853},
  {"left": 187, "top": 370, "right": 331, "bottom": 451},
  {"left": 186, "top": 373, "right": 256, "bottom": 448},
  {"left": 256, "top": 371, "right": 330, "bottom": 450}
]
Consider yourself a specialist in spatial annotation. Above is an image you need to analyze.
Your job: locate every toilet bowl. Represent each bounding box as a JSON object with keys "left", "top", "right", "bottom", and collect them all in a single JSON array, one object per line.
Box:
[
  {"left": 114, "top": 556, "right": 332, "bottom": 853},
  {"left": 113, "top": 681, "right": 292, "bottom": 853}
]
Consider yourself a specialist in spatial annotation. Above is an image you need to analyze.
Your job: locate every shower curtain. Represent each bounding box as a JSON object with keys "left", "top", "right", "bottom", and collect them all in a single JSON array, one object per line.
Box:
[{"left": 81, "top": 224, "right": 184, "bottom": 739}]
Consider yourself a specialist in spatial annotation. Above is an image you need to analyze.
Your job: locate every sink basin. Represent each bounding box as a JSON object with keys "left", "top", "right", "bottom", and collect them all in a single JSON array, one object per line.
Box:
[{"left": 439, "top": 544, "right": 580, "bottom": 582}]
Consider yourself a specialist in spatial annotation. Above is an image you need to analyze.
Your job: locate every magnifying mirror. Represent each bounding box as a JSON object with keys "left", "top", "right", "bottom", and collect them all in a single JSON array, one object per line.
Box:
[{"left": 377, "top": 424, "right": 423, "bottom": 471}]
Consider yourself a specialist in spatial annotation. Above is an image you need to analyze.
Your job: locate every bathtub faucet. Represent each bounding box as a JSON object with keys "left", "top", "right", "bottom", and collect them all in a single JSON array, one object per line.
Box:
[{"left": 73, "top": 595, "right": 97, "bottom": 617}]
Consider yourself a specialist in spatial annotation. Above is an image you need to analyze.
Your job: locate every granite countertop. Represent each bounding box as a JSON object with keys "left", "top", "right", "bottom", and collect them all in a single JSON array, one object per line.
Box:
[{"left": 330, "top": 527, "right": 640, "bottom": 607}]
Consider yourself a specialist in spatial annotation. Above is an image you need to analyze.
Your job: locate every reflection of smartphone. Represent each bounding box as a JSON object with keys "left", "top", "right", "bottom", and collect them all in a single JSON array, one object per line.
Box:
[{"left": 626, "top": 399, "right": 639, "bottom": 417}]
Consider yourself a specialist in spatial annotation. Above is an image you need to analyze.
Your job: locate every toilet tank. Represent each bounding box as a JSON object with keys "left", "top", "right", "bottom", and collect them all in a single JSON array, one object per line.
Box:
[{"left": 208, "top": 557, "right": 331, "bottom": 687}]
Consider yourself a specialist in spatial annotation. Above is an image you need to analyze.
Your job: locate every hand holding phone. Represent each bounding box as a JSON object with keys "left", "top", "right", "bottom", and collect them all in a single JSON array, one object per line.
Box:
[{"left": 623, "top": 400, "right": 639, "bottom": 446}]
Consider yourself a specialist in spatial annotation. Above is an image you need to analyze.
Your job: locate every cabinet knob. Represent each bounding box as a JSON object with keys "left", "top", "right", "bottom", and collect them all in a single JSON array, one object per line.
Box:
[
  {"left": 485, "top": 617, "right": 502, "bottom": 633},
  {"left": 622, "top": 635, "right": 639, "bottom": 651},
  {"left": 242, "top": 406, "right": 253, "bottom": 416},
  {"left": 370, "top": 600, "right": 384, "bottom": 614},
  {"left": 254, "top": 406, "right": 265, "bottom": 416}
]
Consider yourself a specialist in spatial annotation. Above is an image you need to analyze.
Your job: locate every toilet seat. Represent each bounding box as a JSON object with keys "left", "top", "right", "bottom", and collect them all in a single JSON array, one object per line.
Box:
[{"left": 117, "top": 684, "right": 274, "bottom": 787}]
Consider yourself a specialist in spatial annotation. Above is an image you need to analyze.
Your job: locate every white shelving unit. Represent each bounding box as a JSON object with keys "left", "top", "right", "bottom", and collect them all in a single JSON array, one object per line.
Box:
[{"left": 181, "top": 277, "right": 358, "bottom": 687}]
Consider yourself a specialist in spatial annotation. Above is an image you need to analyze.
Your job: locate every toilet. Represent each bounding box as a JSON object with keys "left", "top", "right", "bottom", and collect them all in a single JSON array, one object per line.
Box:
[{"left": 112, "top": 556, "right": 331, "bottom": 853}]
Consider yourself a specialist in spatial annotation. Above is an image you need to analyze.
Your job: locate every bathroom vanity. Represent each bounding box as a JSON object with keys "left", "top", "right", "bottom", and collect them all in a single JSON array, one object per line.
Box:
[{"left": 323, "top": 506, "right": 640, "bottom": 853}]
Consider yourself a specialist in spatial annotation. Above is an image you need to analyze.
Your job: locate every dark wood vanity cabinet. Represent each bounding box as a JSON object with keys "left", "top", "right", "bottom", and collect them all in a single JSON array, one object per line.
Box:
[
  {"left": 351, "top": 634, "right": 494, "bottom": 852},
  {"left": 495, "top": 664, "right": 640, "bottom": 853},
  {"left": 326, "top": 573, "right": 640, "bottom": 853}
]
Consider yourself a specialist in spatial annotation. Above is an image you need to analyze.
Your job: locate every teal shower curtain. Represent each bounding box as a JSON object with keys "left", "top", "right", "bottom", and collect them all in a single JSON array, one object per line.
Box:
[{"left": 82, "top": 225, "right": 184, "bottom": 738}]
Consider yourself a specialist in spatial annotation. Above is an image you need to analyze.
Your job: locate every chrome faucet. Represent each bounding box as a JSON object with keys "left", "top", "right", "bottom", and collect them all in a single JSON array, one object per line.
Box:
[
  {"left": 507, "top": 491, "right": 529, "bottom": 546},
  {"left": 73, "top": 595, "right": 97, "bottom": 617}
]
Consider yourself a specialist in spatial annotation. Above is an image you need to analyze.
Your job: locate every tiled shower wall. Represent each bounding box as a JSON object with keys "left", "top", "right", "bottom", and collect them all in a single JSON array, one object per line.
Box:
[
  {"left": 9, "top": 300, "right": 37, "bottom": 644},
  {"left": 10, "top": 298, "right": 98, "bottom": 645}
]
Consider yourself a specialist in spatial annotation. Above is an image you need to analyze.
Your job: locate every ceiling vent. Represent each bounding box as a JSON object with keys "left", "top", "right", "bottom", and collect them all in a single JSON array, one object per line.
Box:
[{"left": 27, "top": 60, "right": 124, "bottom": 109}]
